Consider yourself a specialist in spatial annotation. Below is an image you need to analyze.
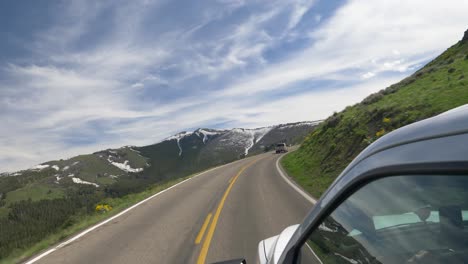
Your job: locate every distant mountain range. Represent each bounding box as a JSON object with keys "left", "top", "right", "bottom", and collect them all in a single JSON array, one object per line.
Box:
[
  {"left": 138, "top": 121, "right": 320, "bottom": 181},
  {"left": 0, "top": 121, "right": 320, "bottom": 197}
]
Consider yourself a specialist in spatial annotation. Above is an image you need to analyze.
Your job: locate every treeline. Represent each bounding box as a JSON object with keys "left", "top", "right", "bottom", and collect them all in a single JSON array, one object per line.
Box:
[
  {"left": 104, "top": 177, "right": 153, "bottom": 197},
  {"left": 0, "top": 171, "right": 169, "bottom": 260},
  {"left": 0, "top": 186, "right": 100, "bottom": 259}
]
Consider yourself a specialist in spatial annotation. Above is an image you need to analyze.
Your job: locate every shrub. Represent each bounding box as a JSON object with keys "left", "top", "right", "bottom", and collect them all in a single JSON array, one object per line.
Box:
[
  {"left": 382, "top": 85, "right": 400, "bottom": 95},
  {"left": 448, "top": 68, "right": 456, "bottom": 73},
  {"left": 324, "top": 114, "right": 341, "bottom": 129},
  {"left": 362, "top": 91, "right": 384, "bottom": 105},
  {"left": 383, "top": 117, "right": 391, "bottom": 123}
]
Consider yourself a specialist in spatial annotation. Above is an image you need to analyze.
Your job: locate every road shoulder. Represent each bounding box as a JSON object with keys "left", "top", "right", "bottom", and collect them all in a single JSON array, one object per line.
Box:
[{"left": 275, "top": 153, "right": 317, "bottom": 204}]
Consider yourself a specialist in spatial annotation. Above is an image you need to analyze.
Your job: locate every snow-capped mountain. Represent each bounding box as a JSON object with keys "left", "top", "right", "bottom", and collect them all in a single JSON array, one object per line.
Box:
[
  {"left": 135, "top": 121, "right": 320, "bottom": 182},
  {"left": 1, "top": 121, "right": 320, "bottom": 191},
  {"left": 157, "top": 121, "right": 320, "bottom": 159},
  {"left": 162, "top": 127, "right": 272, "bottom": 157}
]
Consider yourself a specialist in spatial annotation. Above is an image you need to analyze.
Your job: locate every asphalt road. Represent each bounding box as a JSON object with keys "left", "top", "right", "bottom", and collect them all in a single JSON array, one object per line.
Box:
[{"left": 29, "top": 152, "right": 314, "bottom": 264}]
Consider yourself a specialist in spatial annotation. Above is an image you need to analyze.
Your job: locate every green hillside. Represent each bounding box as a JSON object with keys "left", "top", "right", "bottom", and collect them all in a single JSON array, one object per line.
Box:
[{"left": 282, "top": 30, "right": 468, "bottom": 198}]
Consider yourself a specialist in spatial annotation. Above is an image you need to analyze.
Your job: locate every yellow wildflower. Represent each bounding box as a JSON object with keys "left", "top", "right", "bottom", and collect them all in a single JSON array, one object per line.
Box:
[
  {"left": 96, "top": 204, "right": 113, "bottom": 213},
  {"left": 376, "top": 129, "right": 386, "bottom": 137}
]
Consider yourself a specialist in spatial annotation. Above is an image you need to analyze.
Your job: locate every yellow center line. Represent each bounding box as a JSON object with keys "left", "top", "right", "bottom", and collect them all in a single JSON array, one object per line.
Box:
[
  {"left": 195, "top": 213, "right": 213, "bottom": 244},
  {"left": 196, "top": 158, "right": 261, "bottom": 264},
  {"left": 228, "top": 176, "right": 234, "bottom": 183}
]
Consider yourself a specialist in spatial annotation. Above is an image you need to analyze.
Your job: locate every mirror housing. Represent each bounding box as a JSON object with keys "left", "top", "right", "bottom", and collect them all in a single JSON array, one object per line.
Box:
[{"left": 257, "top": 224, "right": 299, "bottom": 264}]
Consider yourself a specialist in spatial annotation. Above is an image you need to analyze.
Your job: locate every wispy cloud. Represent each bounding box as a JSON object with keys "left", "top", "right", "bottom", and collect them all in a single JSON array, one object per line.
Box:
[{"left": 1, "top": 0, "right": 467, "bottom": 171}]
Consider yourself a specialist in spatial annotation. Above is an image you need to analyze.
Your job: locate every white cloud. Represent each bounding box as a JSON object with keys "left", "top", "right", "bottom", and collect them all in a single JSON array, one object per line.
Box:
[
  {"left": 242, "top": 76, "right": 405, "bottom": 126},
  {"left": 1, "top": 0, "right": 468, "bottom": 171},
  {"left": 131, "top": 82, "right": 144, "bottom": 88},
  {"left": 287, "top": 0, "right": 315, "bottom": 30},
  {"left": 217, "top": 0, "right": 245, "bottom": 9},
  {"left": 362, "top": 72, "right": 375, "bottom": 79},
  {"left": 217, "top": 0, "right": 468, "bottom": 97}
]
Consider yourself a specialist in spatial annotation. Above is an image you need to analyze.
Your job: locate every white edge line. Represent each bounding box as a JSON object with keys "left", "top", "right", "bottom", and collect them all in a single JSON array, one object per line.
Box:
[
  {"left": 24, "top": 159, "right": 247, "bottom": 264},
  {"left": 275, "top": 154, "right": 323, "bottom": 263},
  {"left": 275, "top": 154, "right": 317, "bottom": 204},
  {"left": 305, "top": 242, "right": 324, "bottom": 264}
]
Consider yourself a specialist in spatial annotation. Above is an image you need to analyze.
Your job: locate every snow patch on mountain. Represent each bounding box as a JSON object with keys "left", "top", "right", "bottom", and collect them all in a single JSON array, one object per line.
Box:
[
  {"left": 155, "top": 121, "right": 317, "bottom": 159},
  {"left": 107, "top": 158, "right": 143, "bottom": 173},
  {"left": 55, "top": 174, "right": 62, "bottom": 183},
  {"left": 245, "top": 127, "right": 272, "bottom": 155},
  {"left": 51, "top": 165, "right": 60, "bottom": 171},
  {"left": 31, "top": 164, "right": 50, "bottom": 170},
  {"left": 229, "top": 127, "right": 273, "bottom": 155},
  {"left": 277, "top": 121, "right": 322, "bottom": 130},
  {"left": 72, "top": 177, "right": 99, "bottom": 187},
  {"left": 196, "top": 129, "right": 224, "bottom": 144},
  {"left": 166, "top": 131, "right": 193, "bottom": 156},
  {"left": 165, "top": 131, "right": 193, "bottom": 141},
  {"left": 127, "top": 147, "right": 141, "bottom": 153}
]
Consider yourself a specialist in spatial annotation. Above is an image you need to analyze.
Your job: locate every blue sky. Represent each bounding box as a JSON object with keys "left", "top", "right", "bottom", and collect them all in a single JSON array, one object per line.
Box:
[{"left": 1, "top": 0, "right": 468, "bottom": 171}]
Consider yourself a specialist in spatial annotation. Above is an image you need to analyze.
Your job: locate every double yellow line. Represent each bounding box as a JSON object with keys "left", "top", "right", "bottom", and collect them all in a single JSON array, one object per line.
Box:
[
  {"left": 195, "top": 213, "right": 212, "bottom": 244},
  {"left": 195, "top": 158, "right": 260, "bottom": 264}
]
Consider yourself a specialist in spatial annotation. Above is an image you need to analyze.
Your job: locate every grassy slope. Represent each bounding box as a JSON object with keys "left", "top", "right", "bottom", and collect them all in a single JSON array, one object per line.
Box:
[
  {"left": 55, "top": 155, "right": 122, "bottom": 185},
  {"left": 4, "top": 184, "right": 64, "bottom": 206},
  {"left": 283, "top": 34, "right": 468, "bottom": 198},
  {"left": 0, "top": 147, "right": 149, "bottom": 206}
]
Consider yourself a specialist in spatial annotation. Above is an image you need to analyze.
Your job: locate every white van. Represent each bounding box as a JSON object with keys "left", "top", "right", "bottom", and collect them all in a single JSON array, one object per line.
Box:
[{"left": 275, "top": 143, "right": 288, "bottom": 154}]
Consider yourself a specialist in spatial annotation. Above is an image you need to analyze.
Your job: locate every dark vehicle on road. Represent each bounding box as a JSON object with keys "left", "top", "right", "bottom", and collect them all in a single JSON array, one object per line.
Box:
[
  {"left": 222, "top": 105, "right": 468, "bottom": 264},
  {"left": 275, "top": 143, "right": 288, "bottom": 154}
]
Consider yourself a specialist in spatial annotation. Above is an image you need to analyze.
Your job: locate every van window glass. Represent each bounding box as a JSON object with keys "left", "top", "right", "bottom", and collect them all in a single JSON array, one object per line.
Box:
[{"left": 299, "top": 175, "right": 468, "bottom": 264}]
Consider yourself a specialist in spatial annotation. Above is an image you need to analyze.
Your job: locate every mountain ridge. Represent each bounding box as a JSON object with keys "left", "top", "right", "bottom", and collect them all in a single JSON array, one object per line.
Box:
[
  {"left": 137, "top": 120, "right": 321, "bottom": 183},
  {"left": 0, "top": 121, "right": 321, "bottom": 177},
  {"left": 1, "top": 121, "right": 320, "bottom": 180},
  {"left": 157, "top": 120, "right": 322, "bottom": 158}
]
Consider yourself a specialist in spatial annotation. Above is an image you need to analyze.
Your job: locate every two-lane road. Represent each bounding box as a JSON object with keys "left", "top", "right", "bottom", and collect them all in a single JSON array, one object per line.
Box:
[{"left": 29, "top": 153, "right": 314, "bottom": 264}]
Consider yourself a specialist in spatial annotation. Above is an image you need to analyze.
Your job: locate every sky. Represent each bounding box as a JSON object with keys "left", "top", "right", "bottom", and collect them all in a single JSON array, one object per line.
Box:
[{"left": 1, "top": 0, "right": 468, "bottom": 171}]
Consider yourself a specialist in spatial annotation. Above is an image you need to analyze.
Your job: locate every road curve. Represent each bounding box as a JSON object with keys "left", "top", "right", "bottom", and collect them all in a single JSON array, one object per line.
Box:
[{"left": 29, "top": 152, "right": 314, "bottom": 264}]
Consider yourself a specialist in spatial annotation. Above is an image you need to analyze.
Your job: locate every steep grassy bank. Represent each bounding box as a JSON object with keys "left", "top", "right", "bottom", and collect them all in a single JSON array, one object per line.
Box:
[{"left": 283, "top": 30, "right": 468, "bottom": 198}]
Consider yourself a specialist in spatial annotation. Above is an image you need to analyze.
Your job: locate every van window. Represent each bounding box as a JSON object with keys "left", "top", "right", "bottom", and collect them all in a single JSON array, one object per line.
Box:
[{"left": 299, "top": 175, "right": 468, "bottom": 264}]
